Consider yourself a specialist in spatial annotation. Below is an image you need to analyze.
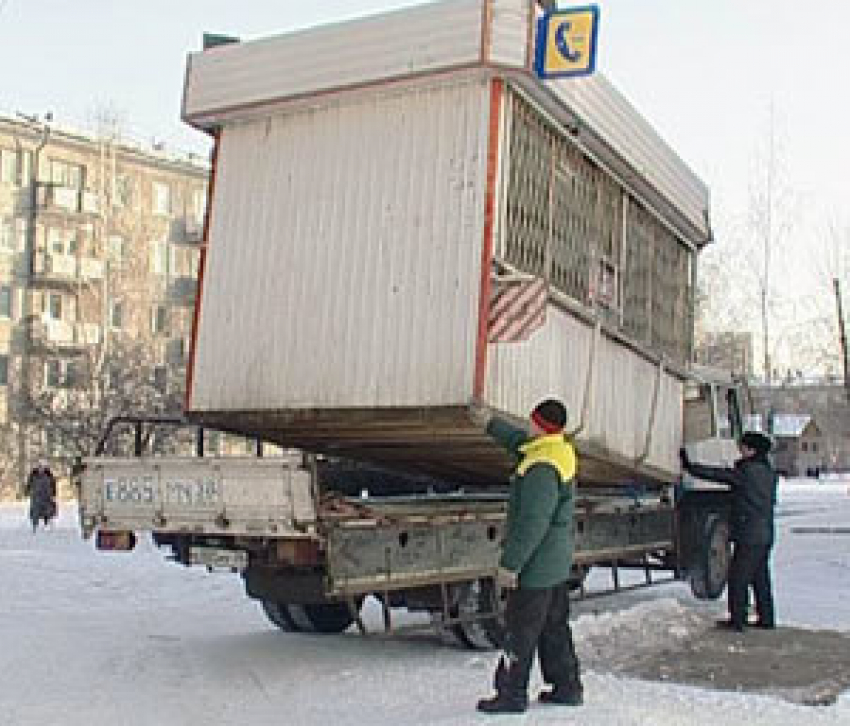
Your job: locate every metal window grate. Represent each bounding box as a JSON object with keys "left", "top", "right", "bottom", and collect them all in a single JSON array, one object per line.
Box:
[{"left": 502, "top": 89, "right": 693, "bottom": 367}]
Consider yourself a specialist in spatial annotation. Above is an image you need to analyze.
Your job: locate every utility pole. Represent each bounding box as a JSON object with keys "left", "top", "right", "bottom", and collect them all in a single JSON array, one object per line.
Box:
[
  {"left": 760, "top": 103, "right": 776, "bottom": 385},
  {"left": 15, "top": 112, "right": 51, "bottom": 492},
  {"left": 834, "top": 277, "right": 849, "bottom": 401}
]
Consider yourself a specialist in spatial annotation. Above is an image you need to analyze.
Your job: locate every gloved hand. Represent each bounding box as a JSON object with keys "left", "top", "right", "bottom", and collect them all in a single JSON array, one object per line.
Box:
[
  {"left": 468, "top": 400, "right": 492, "bottom": 429},
  {"left": 495, "top": 566, "right": 518, "bottom": 591},
  {"left": 679, "top": 447, "right": 691, "bottom": 470}
]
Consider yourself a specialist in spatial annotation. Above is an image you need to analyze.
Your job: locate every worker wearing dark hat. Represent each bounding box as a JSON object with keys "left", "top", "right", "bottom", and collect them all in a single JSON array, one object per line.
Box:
[
  {"left": 473, "top": 397, "right": 583, "bottom": 714},
  {"left": 680, "top": 431, "right": 778, "bottom": 632}
]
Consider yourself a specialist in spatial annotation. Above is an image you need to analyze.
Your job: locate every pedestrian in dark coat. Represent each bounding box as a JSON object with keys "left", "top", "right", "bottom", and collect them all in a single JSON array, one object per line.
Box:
[
  {"left": 680, "top": 431, "right": 778, "bottom": 632},
  {"left": 25, "top": 461, "right": 57, "bottom": 532},
  {"left": 474, "top": 398, "right": 583, "bottom": 715}
]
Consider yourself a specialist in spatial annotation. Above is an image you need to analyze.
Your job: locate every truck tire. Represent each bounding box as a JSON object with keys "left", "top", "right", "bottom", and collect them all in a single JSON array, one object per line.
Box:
[
  {"left": 689, "top": 513, "right": 731, "bottom": 600},
  {"left": 261, "top": 600, "right": 302, "bottom": 632},
  {"left": 450, "top": 579, "right": 505, "bottom": 650},
  {"left": 287, "top": 603, "right": 356, "bottom": 634}
]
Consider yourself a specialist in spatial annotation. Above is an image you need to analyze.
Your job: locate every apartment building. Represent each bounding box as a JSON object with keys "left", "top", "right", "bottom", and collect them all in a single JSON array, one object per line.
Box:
[{"left": 0, "top": 113, "right": 209, "bottom": 493}]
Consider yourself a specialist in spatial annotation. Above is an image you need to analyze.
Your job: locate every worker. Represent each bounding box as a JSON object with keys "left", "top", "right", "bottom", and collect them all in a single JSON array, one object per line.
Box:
[
  {"left": 473, "top": 397, "right": 583, "bottom": 714},
  {"left": 680, "top": 431, "right": 777, "bottom": 632}
]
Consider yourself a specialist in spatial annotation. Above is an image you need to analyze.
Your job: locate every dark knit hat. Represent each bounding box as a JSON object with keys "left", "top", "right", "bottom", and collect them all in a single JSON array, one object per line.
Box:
[
  {"left": 739, "top": 431, "right": 772, "bottom": 455},
  {"left": 531, "top": 398, "right": 567, "bottom": 434}
]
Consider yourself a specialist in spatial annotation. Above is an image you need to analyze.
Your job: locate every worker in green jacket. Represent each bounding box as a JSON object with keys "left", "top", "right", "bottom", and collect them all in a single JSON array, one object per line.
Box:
[{"left": 475, "top": 398, "right": 583, "bottom": 715}]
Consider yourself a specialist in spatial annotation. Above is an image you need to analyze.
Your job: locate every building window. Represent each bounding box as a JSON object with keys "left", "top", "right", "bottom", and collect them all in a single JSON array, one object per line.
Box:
[
  {"left": 49, "top": 159, "right": 84, "bottom": 189},
  {"left": 193, "top": 188, "right": 207, "bottom": 223},
  {"left": 151, "top": 240, "right": 168, "bottom": 275},
  {"left": 47, "top": 227, "right": 65, "bottom": 255},
  {"left": 109, "top": 300, "right": 124, "bottom": 329},
  {"left": 113, "top": 174, "right": 133, "bottom": 209},
  {"left": 42, "top": 292, "right": 62, "bottom": 320},
  {"left": 20, "top": 150, "right": 32, "bottom": 185},
  {"left": 108, "top": 235, "right": 125, "bottom": 264},
  {"left": 151, "top": 305, "right": 167, "bottom": 334},
  {"left": 66, "top": 359, "right": 85, "bottom": 388},
  {"left": 45, "top": 358, "right": 63, "bottom": 387},
  {"left": 47, "top": 293, "right": 63, "bottom": 320},
  {"left": 0, "top": 218, "right": 14, "bottom": 252},
  {"left": 0, "top": 355, "right": 8, "bottom": 386},
  {"left": 153, "top": 366, "right": 167, "bottom": 393},
  {"left": 15, "top": 219, "right": 26, "bottom": 251},
  {"left": 801, "top": 441, "right": 808, "bottom": 452},
  {"left": 152, "top": 181, "right": 171, "bottom": 216},
  {"left": 189, "top": 248, "right": 200, "bottom": 277},
  {"left": 0, "top": 149, "right": 16, "bottom": 185},
  {"left": 0, "top": 285, "right": 11, "bottom": 318}
]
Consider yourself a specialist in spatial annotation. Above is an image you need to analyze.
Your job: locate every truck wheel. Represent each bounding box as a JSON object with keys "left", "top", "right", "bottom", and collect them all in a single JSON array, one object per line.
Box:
[
  {"left": 689, "top": 514, "right": 731, "bottom": 600},
  {"left": 287, "top": 603, "right": 356, "bottom": 634},
  {"left": 261, "top": 600, "right": 302, "bottom": 632},
  {"left": 450, "top": 579, "right": 505, "bottom": 650}
]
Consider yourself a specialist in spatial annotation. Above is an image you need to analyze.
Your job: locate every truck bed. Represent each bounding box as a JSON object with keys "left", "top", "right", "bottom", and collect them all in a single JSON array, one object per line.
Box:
[{"left": 189, "top": 406, "right": 676, "bottom": 487}]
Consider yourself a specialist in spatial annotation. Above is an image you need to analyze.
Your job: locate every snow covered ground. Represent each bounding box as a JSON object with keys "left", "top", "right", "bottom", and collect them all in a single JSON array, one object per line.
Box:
[{"left": 1, "top": 479, "right": 848, "bottom": 725}]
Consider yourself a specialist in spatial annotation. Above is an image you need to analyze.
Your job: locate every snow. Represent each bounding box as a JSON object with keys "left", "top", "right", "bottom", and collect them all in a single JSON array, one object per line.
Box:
[{"left": 1, "top": 479, "right": 849, "bottom": 725}]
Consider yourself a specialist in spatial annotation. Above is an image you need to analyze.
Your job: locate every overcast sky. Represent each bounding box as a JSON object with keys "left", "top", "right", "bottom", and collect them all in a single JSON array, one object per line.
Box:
[{"left": 1, "top": 1, "right": 847, "bottom": 371}]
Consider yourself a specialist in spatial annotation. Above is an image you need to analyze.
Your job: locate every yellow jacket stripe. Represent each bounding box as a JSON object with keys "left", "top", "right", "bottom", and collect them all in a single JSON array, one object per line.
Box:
[{"left": 516, "top": 434, "right": 576, "bottom": 482}]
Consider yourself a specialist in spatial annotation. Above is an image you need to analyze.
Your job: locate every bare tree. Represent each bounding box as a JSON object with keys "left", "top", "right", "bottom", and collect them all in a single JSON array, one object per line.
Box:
[
  {"left": 23, "top": 337, "right": 182, "bottom": 461},
  {"left": 696, "top": 103, "right": 800, "bottom": 382},
  {"left": 0, "top": 425, "right": 21, "bottom": 498},
  {"left": 746, "top": 102, "right": 797, "bottom": 382},
  {"left": 795, "top": 219, "right": 850, "bottom": 380}
]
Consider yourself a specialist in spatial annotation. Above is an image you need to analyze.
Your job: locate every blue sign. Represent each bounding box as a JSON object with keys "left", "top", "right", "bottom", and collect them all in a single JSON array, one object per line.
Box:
[{"left": 535, "top": 6, "right": 600, "bottom": 80}]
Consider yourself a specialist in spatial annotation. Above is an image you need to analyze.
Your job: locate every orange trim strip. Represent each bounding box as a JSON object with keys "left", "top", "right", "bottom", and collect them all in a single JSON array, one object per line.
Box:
[
  {"left": 526, "top": 1, "right": 537, "bottom": 70},
  {"left": 184, "top": 129, "right": 220, "bottom": 412},
  {"left": 473, "top": 78, "right": 503, "bottom": 399},
  {"left": 480, "top": 0, "right": 493, "bottom": 63}
]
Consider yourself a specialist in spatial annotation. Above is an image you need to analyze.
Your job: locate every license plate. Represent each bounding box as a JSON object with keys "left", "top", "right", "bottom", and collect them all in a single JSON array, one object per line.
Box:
[{"left": 188, "top": 546, "right": 248, "bottom": 571}]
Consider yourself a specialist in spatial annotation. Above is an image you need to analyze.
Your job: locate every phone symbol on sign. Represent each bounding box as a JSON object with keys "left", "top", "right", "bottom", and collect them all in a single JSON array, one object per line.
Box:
[{"left": 554, "top": 21, "right": 582, "bottom": 62}]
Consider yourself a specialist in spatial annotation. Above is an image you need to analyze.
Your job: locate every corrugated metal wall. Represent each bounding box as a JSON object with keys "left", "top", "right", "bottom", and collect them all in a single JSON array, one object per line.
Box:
[
  {"left": 191, "top": 76, "right": 492, "bottom": 411},
  {"left": 183, "top": 0, "right": 484, "bottom": 125},
  {"left": 484, "top": 303, "right": 684, "bottom": 474},
  {"left": 547, "top": 73, "right": 709, "bottom": 242},
  {"left": 489, "top": 0, "right": 531, "bottom": 68}
]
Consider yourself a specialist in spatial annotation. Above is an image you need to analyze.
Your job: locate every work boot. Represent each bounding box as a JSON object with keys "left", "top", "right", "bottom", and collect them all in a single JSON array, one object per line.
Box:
[
  {"left": 477, "top": 655, "right": 528, "bottom": 713},
  {"left": 539, "top": 687, "right": 583, "bottom": 706},
  {"left": 476, "top": 694, "right": 527, "bottom": 714}
]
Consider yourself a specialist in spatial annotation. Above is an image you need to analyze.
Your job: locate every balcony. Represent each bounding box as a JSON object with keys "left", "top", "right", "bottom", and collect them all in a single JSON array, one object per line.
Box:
[
  {"left": 169, "top": 217, "right": 204, "bottom": 245},
  {"left": 78, "top": 323, "right": 101, "bottom": 345},
  {"left": 31, "top": 318, "right": 74, "bottom": 348},
  {"left": 36, "top": 184, "right": 101, "bottom": 216},
  {"left": 33, "top": 252, "right": 78, "bottom": 284},
  {"left": 167, "top": 276, "right": 198, "bottom": 305},
  {"left": 80, "top": 191, "right": 100, "bottom": 214},
  {"left": 32, "top": 253, "right": 107, "bottom": 284},
  {"left": 79, "top": 258, "right": 105, "bottom": 279},
  {"left": 165, "top": 337, "right": 187, "bottom": 367},
  {"left": 30, "top": 318, "right": 101, "bottom": 351}
]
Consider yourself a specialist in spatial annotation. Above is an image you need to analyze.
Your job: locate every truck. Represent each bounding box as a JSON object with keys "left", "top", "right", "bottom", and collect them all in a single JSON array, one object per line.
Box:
[{"left": 79, "top": 0, "right": 746, "bottom": 647}]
